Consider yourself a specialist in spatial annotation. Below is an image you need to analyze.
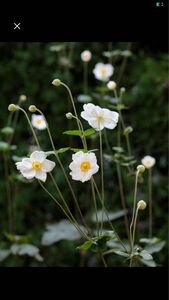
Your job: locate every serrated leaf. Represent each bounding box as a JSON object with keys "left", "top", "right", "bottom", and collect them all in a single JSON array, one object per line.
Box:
[{"left": 77, "top": 240, "right": 93, "bottom": 251}]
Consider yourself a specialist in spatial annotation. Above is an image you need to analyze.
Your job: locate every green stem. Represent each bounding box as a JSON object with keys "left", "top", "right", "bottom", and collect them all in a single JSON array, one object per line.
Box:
[
  {"left": 3, "top": 153, "right": 12, "bottom": 232},
  {"left": 99, "top": 130, "right": 105, "bottom": 233},
  {"left": 116, "top": 163, "right": 130, "bottom": 241},
  {"left": 130, "top": 207, "right": 139, "bottom": 267},
  {"left": 117, "top": 42, "right": 132, "bottom": 87},
  {"left": 90, "top": 179, "right": 99, "bottom": 236},
  {"left": 83, "top": 62, "right": 88, "bottom": 94},
  {"left": 38, "top": 180, "right": 89, "bottom": 240},
  {"left": 92, "top": 177, "right": 128, "bottom": 253},
  {"left": 17, "top": 107, "right": 40, "bottom": 148},
  {"left": 129, "top": 171, "right": 139, "bottom": 251},
  {"left": 100, "top": 252, "right": 107, "bottom": 267},
  {"left": 148, "top": 168, "right": 152, "bottom": 238},
  {"left": 49, "top": 173, "right": 90, "bottom": 239},
  {"left": 36, "top": 109, "right": 89, "bottom": 232}
]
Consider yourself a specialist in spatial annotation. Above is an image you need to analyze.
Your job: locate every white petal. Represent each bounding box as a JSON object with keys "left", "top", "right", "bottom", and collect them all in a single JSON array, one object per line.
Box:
[
  {"left": 22, "top": 158, "right": 32, "bottom": 168},
  {"left": 42, "top": 159, "right": 56, "bottom": 172},
  {"left": 30, "top": 151, "right": 46, "bottom": 162},
  {"left": 35, "top": 170, "right": 47, "bottom": 182},
  {"left": 21, "top": 169, "right": 36, "bottom": 179}
]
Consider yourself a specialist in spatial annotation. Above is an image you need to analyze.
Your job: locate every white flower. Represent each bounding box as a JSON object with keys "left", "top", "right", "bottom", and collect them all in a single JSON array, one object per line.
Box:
[
  {"left": 16, "top": 151, "right": 56, "bottom": 182},
  {"left": 81, "top": 103, "right": 119, "bottom": 131},
  {"left": 107, "top": 81, "right": 117, "bottom": 90},
  {"left": 31, "top": 114, "right": 47, "bottom": 130},
  {"left": 10, "top": 244, "right": 43, "bottom": 262},
  {"left": 69, "top": 151, "right": 99, "bottom": 182},
  {"left": 141, "top": 156, "right": 156, "bottom": 169},
  {"left": 93, "top": 63, "right": 114, "bottom": 81},
  {"left": 81, "top": 50, "right": 92, "bottom": 62}
]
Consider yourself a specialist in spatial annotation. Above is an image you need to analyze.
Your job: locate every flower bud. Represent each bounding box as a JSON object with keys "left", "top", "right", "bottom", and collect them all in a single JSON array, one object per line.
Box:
[
  {"left": 141, "top": 155, "right": 156, "bottom": 169},
  {"left": 137, "top": 200, "right": 147, "bottom": 210},
  {"left": 66, "top": 112, "right": 73, "bottom": 119},
  {"left": 81, "top": 50, "right": 92, "bottom": 62},
  {"left": 120, "top": 87, "right": 126, "bottom": 97},
  {"left": 137, "top": 165, "right": 145, "bottom": 173},
  {"left": 124, "top": 126, "right": 133, "bottom": 135},
  {"left": 19, "top": 95, "right": 27, "bottom": 102},
  {"left": 107, "top": 81, "right": 117, "bottom": 90},
  {"left": 8, "top": 104, "right": 18, "bottom": 112},
  {"left": 52, "top": 79, "right": 61, "bottom": 87},
  {"left": 29, "top": 105, "right": 37, "bottom": 113}
]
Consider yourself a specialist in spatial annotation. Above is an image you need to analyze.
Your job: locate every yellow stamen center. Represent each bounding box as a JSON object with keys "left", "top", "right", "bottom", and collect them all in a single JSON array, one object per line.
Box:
[
  {"left": 35, "top": 118, "right": 42, "bottom": 125},
  {"left": 97, "top": 115, "right": 104, "bottom": 122},
  {"left": 80, "top": 161, "right": 91, "bottom": 172},
  {"left": 100, "top": 68, "right": 108, "bottom": 76},
  {"left": 32, "top": 161, "right": 42, "bottom": 170}
]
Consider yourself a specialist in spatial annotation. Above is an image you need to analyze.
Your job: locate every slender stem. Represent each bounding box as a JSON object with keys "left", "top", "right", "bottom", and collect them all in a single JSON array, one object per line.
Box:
[
  {"left": 38, "top": 180, "right": 89, "bottom": 240},
  {"left": 117, "top": 42, "right": 132, "bottom": 87},
  {"left": 61, "top": 82, "right": 81, "bottom": 132},
  {"left": 99, "top": 130, "right": 105, "bottom": 233},
  {"left": 83, "top": 62, "right": 88, "bottom": 94},
  {"left": 36, "top": 109, "right": 89, "bottom": 232},
  {"left": 49, "top": 173, "right": 90, "bottom": 239},
  {"left": 90, "top": 179, "right": 99, "bottom": 236},
  {"left": 116, "top": 163, "right": 130, "bottom": 241},
  {"left": 103, "top": 129, "right": 112, "bottom": 154},
  {"left": 130, "top": 207, "right": 139, "bottom": 267},
  {"left": 92, "top": 177, "right": 128, "bottom": 253},
  {"left": 100, "top": 252, "right": 107, "bottom": 267},
  {"left": 148, "top": 168, "right": 152, "bottom": 238},
  {"left": 17, "top": 107, "right": 40, "bottom": 148},
  {"left": 129, "top": 171, "right": 139, "bottom": 250},
  {"left": 3, "top": 153, "right": 12, "bottom": 232}
]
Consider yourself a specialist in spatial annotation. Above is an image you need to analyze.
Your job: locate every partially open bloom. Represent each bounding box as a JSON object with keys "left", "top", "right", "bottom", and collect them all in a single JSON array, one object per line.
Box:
[
  {"left": 69, "top": 151, "right": 99, "bottom": 183},
  {"left": 16, "top": 151, "right": 56, "bottom": 182},
  {"left": 81, "top": 103, "right": 119, "bottom": 131},
  {"left": 81, "top": 50, "right": 92, "bottom": 62},
  {"left": 31, "top": 114, "right": 47, "bottom": 130},
  {"left": 93, "top": 63, "right": 114, "bottom": 81},
  {"left": 141, "top": 156, "right": 156, "bottom": 169}
]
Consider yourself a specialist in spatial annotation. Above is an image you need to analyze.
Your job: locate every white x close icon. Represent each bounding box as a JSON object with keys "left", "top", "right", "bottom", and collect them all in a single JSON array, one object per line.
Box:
[{"left": 14, "top": 23, "right": 21, "bottom": 30}]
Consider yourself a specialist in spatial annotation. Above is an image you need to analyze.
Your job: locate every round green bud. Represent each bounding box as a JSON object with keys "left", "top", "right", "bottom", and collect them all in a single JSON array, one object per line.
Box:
[
  {"left": 52, "top": 79, "right": 61, "bottom": 87},
  {"left": 137, "top": 200, "right": 147, "bottom": 210},
  {"left": 124, "top": 126, "right": 133, "bottom": 135},
  {"left": 8, "top": 104, "right": 18, "bottom": 112},
  {"left": 137, "top": 165, "right": 145, "bottom": 173},
  {"left": 29, "top": 105, "right": 37, "bottom": 113},
  {"left": 66, "top": 112, "right": 73, "bottom": 119}
]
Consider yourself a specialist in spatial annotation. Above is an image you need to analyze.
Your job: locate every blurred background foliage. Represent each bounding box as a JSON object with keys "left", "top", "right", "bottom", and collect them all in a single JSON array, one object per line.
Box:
[{"left": 0, "top": 42, "right": 168, "bottom": 266}]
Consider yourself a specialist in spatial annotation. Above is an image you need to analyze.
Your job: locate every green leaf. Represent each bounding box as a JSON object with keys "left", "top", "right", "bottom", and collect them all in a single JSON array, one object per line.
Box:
[
  {"left": 56, "top": 147, "right": 70, "bottom": 154},
  {"left": 77, "top": 240, "right": 93, "bottom": 251},
  {"left": 112, "top": 146, "right": 124, "bottom": 153},
  {"left": 144, "top": 241, "right": 165, "bottom": 254},
  {"left": 112, "top": 250, "right": 129, "bottom": 257},
  {"left": 63, "top": 129, "right": 96, "bottom": 137},
  {"left": 1, "top": 127, "right": 14, "bottom": 136},
  {"left": 77, "top": 94, "right": 92, "bottom": 103},
  {"left": 139, "top": 250, "right": 153, "bottom": 260},
  {"left": 139, "top": 258, "right": 157, "bottom": 267},
  {"left": 71, "top": 148, "right": 98, "bottom": 153},
  {"left": 4, "top": 232, "right": 30, "bottom": 244},
  {"left": 91, "top": 210, "right": 127, "bottom": 223}
]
